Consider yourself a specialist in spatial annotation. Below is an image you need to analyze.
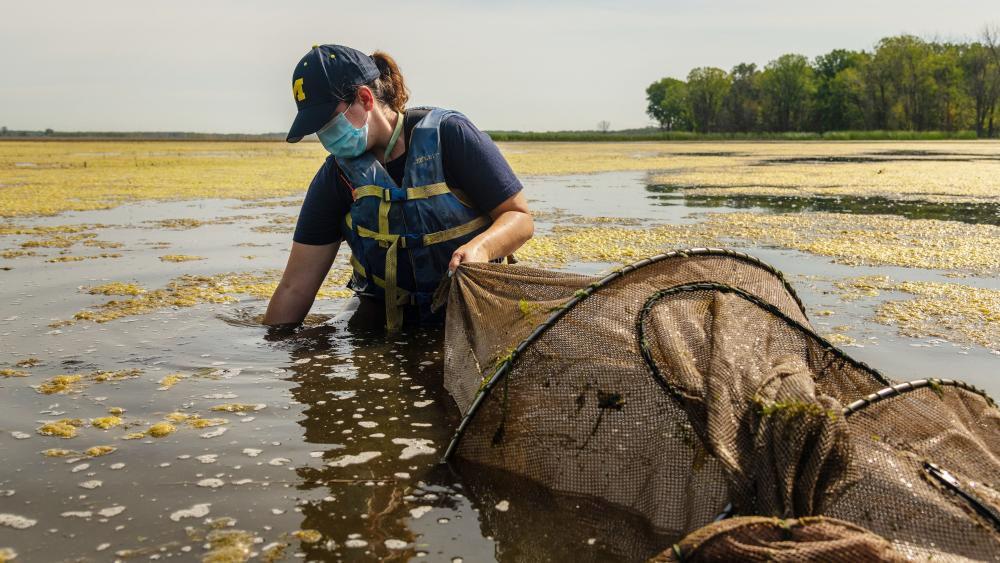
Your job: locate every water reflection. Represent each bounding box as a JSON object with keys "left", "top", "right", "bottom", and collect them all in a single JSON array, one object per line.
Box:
[{"left": 647, "top": 185, "right": 1000, "bottom": 226}]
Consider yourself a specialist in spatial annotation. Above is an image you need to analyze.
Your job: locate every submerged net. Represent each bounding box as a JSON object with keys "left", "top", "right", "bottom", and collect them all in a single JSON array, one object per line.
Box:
[{"left": 439, "top": 248, "right": 1000, "bottom": 561}]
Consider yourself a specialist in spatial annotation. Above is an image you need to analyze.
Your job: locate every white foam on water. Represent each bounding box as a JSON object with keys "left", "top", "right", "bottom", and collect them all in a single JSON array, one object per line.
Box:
[
  {"left": 169, "top": 503, "right": 211, "bottom": 522},
  {"left": 327, "top": 451, "right": 381, "bottom": 467},
  {"left": 392, "top": 438, "right": 435, "bottom": 460}
]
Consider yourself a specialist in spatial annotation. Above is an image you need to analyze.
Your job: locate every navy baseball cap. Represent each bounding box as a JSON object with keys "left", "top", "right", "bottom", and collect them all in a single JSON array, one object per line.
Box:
[{"left": 286, "top": 44, "right": 380, "bottom": 143}]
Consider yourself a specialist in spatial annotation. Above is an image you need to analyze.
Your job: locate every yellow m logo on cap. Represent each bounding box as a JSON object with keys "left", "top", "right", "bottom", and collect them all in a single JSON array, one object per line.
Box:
[{"left": 293, "top": 78, "right": 306, "bottom": 102}]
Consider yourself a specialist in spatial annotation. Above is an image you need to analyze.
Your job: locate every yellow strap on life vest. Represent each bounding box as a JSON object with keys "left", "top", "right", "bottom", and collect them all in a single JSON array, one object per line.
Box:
[
  {"left": 351, "top": 182, "right": 453, "bottom": 202},
  {"left": 344, "top": 203, "right": 491, "bottom": 332},
  {"left": 349, "top": 256, "right": 412, "bottom": 303},
  {"left": 421, "top": 215, "right": 491, "bottom": 246}
]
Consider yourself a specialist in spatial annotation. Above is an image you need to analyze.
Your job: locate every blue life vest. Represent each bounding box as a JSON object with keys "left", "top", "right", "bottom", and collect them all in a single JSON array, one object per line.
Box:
[{"left": 336, "top": 107, "right": 491, "bottom": 331}]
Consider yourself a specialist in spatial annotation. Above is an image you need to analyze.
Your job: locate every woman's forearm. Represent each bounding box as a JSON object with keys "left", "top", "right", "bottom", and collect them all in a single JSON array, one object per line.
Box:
[
  {"left": 472, "top": 210, "right": 534, "bottom": 261},
  {"left": 262, "top": 241, "right": 339, "bottom": 326}
]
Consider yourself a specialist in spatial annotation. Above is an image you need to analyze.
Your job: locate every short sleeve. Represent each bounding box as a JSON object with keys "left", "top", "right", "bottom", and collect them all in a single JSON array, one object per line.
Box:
[
  {"left": 292, "top": 156, "right": 352, "bottom": 246},
  {"left": 439, "top": 115, "right": 523, "bottom": 213}
]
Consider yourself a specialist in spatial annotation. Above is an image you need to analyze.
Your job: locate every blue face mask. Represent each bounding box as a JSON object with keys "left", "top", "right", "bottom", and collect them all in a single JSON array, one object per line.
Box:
[{"left": 317, "top": 102, "right": 369, "bottom": 158}]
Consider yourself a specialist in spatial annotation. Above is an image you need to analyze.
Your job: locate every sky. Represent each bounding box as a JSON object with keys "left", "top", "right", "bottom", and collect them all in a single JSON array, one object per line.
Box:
[{"left": 1, "top": 1, "right": 998, "bottom": 133}]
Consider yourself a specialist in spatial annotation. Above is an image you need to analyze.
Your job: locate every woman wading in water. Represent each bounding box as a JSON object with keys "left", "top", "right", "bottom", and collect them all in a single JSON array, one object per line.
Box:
[{"left": 264, "top": 44, "right": 532, "bottom": 331}]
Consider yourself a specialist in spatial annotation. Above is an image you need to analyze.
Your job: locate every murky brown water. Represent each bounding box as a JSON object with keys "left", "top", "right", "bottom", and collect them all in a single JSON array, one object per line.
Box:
[{"left": 1, "top": 167, "right": 998, "bottom": 562}]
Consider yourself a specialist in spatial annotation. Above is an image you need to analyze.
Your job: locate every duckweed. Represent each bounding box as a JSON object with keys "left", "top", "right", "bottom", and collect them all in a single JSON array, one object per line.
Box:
[
  {"left": 158, "top": 373, "right": 187, "bottom": 389},
  {"left": 159, "top": 254, "right": 206, "bottom": 262},
  {"left": 0, "top": 141, "right": 324, "bottom": 218},
  {"left": 292, "top": 529, "right": 322, "bottom": 543},
  {"left": 877, "top": 282, "right": 1000, "bottom": 351},
  {"left": 832, "top": 276, "right": 999, "bottom": 351},
  {"left": 36, "top": 374, "right": 83, "bottom": 394},
  {"left": 84, "top": 446, "right": 117, "bottom": 457},
  {"left": 202, "top": 529, "right": 257, "bottom": 563},
  {"left": 649, "top": 145, "right": 1000, "bottom": 204},
  {"left": 91, "top": 416, "right": 123, "bottom": 430},
  {"left": 38, "top": 418, "right": 84, "bottom": 438},
  {"left": 0, "top": 250, "right": 36, "bottom": 259},
  {"left": 146, "top": 422, "right": 177, "bottom": 438},
  {"left": 61, "top": 269, "right": 352, "bottom": 326},
  {"left": 210, "top": 403, "right": 265, "bottom": 413},
  {"left": 87, "top": 283, "right": 146, "bottom": 296}
]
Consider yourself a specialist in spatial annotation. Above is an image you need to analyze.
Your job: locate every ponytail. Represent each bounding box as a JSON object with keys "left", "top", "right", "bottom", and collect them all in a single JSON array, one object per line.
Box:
[{"left": 369, "top": 50, "right": 409, "bottom": 113}]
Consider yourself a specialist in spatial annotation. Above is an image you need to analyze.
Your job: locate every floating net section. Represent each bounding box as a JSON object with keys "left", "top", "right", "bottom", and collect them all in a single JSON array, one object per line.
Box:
[{"left": 439, "top": 249, "right": 1000, "bottom": 561}]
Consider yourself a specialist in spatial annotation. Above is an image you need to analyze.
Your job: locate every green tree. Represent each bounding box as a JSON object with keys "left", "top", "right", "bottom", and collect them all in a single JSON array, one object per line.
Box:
[
  {"left": 813, "top": 49, "right": 866, "bottom": 131},
  {"left": 759, "top": 54, "right": 815, "bottom": 131},
  {"left": 646, "top": 77, "right": 691, "bottom": 130},
  {"left": 959, "top": 42, "right": 1000, "bottom": 137},
  {"left": 686, "top": 67, "right": 731, "bottom": 133},
  {"left": 723, "top": 63, "right": 761, "bottom": 132},
  {"left": 874, "top": 36, "right": 939, "bottom": 130}
]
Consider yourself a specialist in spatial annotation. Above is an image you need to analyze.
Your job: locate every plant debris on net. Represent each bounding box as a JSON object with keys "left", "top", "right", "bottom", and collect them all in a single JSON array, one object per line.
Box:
[{"left": 439, "top": 248, "right": 1000, "bottom": 562}]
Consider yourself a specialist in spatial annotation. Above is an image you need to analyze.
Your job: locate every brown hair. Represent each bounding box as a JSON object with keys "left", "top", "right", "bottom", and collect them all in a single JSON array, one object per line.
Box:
[{"left": 368, "top": 50, "right": 409, "bottom": 113}]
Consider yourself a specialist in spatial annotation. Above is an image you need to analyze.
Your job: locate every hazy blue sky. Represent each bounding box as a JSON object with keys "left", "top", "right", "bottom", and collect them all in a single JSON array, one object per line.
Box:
[{"left": 2, "top": 1, "right": 997, "bottom": 133}]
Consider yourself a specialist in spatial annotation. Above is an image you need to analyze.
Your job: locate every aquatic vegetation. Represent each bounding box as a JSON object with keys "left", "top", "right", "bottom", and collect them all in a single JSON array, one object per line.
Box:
[
  {"left": 45, "top": 255, "right": 85, "bottom": 263},
  {"left": 202, "top": 529, "right": 257, "bottom": 562},
  {"left": 517, "top": 209, "right": 1000, "bottom": 274},
  {"left": 0, "top": 141, "right": 325, "bottom": 218},
  {"left": 824, "top": 333, "right": 858, "bottom": 346},
  {"left": 84, "top": 445, "right": 117, "bottom": 457},
  {"left": 876, "top": 282, "right": 1000, "bottom": 352},
  {"left": 147, "top": 218, "right": 210, "bottom": 229},
  {"left": 0, "top": 223, "right": 107, "bottom": 236},
  {"left": 146, "top": 422, "right": 176, "bottom": 438},
  {"left": 0, "top": 249, "right": 36, "bottom": 259},
  {"left": 831, "top": 276, "right": 999, "bottom": 351},
  {"left": 158, "top": 373, "right": 187, "bottom": 389},
  {"left": 37, "top": 418, "right": 84, "bottom": 438},
  {"left": 210, "top": 403, "right": 265, "bottom": 413},
  {"left": 0, "top": 369, "right": 28, "bottom": 378},
  {"left": 41, "top": 449, "right": 73, "bottom": 457},
  {"left": 15, "top": 358, "right": 40, "bottom": 367},
  {"left": 515, "top": 224, "right": 718, "bottom": 267},
  {"left": 292, "top": 529, "right": 322, "bottom": 543},
  {"left": 0, "top": 547, "right": 18, "bottom": 562},
  {"left": 834, "top": 276, "right": 892, "bottom": 300},
  {"left": 62, "top": 269, "right": 352, "bottom": 326},
  {"left": 93, "top": 369, "right": 141, "bottom": 382},
  {"left": 81, "top": 239, "right": 123, "bottom": 249},
  {"left": 91, "top": 416, "right": 123, "bottom": 429},
  {"left": 36, "top": 374, "right": 83, "bottom": 394},
  {"left": 87, "top": 283, "right": 146, "bottom": 296},
  {"left": 702, "top": 212, "right": 1000, "bottom": 275},
  {"left": 44, "top": 252, "right": 121, "bottom": 263},
  {"left": 159, "top": 254, "right": 206, "bottom": 262},
  {"left": 20, "top": 234, "right": 95, "bottom": 248},
  {"left": 650, "top": 147, "right": 1000, "bottom": 204}
]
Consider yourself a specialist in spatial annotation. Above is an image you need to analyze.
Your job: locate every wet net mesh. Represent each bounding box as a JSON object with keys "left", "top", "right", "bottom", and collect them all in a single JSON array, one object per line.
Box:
[{"left": 439, "top": 249, "right": 1000, "bottom": 561}]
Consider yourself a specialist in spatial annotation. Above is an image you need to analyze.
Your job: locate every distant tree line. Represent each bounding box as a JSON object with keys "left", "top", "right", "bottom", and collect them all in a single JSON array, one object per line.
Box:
[{"left": 646, "top": 30, "right": 1000, "bottom": 137}]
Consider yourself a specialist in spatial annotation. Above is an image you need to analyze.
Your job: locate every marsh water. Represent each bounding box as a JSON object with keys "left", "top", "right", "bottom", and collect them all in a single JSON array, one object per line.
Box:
[{"left": 1, "top": 163, "right": 998, "bottom": 562}]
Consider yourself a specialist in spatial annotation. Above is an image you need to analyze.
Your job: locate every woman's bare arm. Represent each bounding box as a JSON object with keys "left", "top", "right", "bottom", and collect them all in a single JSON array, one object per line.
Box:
[
  {"left": 448, "top": 191, "right": 533, "bottom": 271},
  {"left": 263, "top": 241, "right": 340, "bottom": 325}
]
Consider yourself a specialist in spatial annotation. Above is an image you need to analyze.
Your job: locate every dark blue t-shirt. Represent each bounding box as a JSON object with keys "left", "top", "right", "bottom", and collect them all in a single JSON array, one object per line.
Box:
[{"left": 293, "top": 109, "right": 523, "bottom": 246}]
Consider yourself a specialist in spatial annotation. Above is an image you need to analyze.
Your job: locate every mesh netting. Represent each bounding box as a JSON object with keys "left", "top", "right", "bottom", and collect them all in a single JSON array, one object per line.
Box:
[{"left": 439, "top": 249, "right": 1000, "bottom": 561}]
